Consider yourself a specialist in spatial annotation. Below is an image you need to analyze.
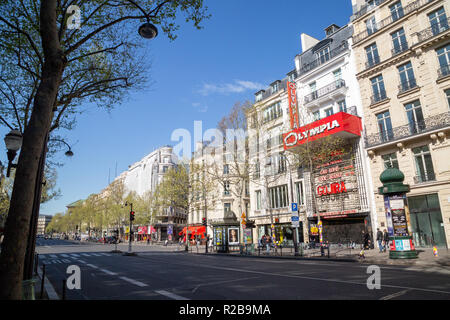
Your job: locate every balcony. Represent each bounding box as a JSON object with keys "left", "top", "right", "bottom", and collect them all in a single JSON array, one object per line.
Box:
[
  {"left": 416, "top": 18, "right": 450, "bottom": 43},
  {"left": 365, "top": 111, "right": 450, "bottom": 148},
  {"left": 398, "top": 78, "right": 418, "bottom": 94},
  {"left": 298, "top": 43, "right": 348, "bottom": 76},
  {"left": 353, "top": 0, "right": 436, "bottom": 44},
  {"left": 438, "top": 64, "right": 450, "bottom": 79},
  {"left": 391, "top": 41, "right": 409, "bottom": 57},
  {"left": 414, "top": 172, "right": 436, "bottom": 184},
  {"left": 304, "top": 79, "right": 346, "bottom": 107},
  {"left": 370, "top": 91, "right": 388, "bottom": 105},
  {"left": 353, "top": 0, "right": 390, "bottom": 21}
]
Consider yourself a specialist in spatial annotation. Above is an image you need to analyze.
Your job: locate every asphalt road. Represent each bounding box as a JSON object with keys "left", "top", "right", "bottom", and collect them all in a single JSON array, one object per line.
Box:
[{"left": 35, "top": 239, "right": 450, "bottom": 300}]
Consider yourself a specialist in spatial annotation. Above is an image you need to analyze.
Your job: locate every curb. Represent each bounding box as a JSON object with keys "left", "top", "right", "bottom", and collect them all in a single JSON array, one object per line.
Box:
[
  {"left": 37, "top": 265, "right": 59, "bottom": 300},
  {"left": 197, "top": 252, "right": 358, "bottom": 263}
]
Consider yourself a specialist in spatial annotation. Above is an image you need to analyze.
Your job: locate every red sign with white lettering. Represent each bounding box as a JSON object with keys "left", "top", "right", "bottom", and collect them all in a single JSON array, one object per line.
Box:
[
  {"left": 283, "top": 112, "right": 362, "bottom": 150},
  {"left": 287, "top": 81, "right": 300, "bottom": 130}
]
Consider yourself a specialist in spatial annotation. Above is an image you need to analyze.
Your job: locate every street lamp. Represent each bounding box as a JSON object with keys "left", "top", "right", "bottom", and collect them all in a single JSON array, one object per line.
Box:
[
  {"left": 4, "top": 129, "right": 23, "bottom": 177},
  {"left": 127, "top": 0, "right": 159, "bottom": 39}
]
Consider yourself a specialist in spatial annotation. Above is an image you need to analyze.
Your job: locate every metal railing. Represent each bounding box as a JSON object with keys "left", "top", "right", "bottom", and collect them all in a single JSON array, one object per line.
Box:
[
  {"left": 416, "top": 17, "right": 450, "bottom": 43},
  {"left": 365, "top": 111, "right": 450, "bottom": 148},
  {"left": 298, "top": 43, "right": 349, "bottom": 76},
  {"left": 304, "top": 79, "right": 346, "bottom": 104},
  {"left": 398, "top": 78, "right": 418, "bottom": 94},
  {"left": 391, "top": 41, "right": 409, "bottom": 57},
  {"left": 370, "top": 91, "right": 388, "bottom": 105},
  {"left": 414, "top": 172, "right": 436, "bottom": 184},
  {"left": 353, "top": 0, "right": 390, "bottom": 21},
  {"left": 353, "top": 0, "right": 436, "bottom": 44},
  {"left": 438, "top": 64, "right": 450, "bottom": 79}
]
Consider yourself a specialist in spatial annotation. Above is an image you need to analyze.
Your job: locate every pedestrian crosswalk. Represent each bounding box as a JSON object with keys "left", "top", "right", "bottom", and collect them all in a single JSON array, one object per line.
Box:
[{"left": 39, "top": 252, "right": 112, "bottom": 264}]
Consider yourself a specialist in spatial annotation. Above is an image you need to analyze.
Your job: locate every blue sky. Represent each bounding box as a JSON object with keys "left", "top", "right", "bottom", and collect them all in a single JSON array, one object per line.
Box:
[{"left": 1, "top": 0, "right": 353, "bottom": 215}]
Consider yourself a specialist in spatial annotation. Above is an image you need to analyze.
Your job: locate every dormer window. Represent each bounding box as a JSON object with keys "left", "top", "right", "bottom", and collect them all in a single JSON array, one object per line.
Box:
[
  {"left": 317, "top": 46, "right": 330, "bottom": 64},
  {"left": 255, "top": 91, "right": 264, "bottom": 102},
  {"left": 271, "top": 82, "right": 279, "bottom": 94}
]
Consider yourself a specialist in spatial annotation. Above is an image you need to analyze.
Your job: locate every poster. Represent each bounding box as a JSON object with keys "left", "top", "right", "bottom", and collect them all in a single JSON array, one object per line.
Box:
[
  {"left": 383, "top": 195, "right": 394, "bottom": 236},
  {"left": 215, "top": 228, "right": 223, "bottom": 246},
  {"left": 389, "top": 195, "right": 408, "bottom": 236},
  {"left": 228, "top": 227, "right": 239, "bottom": 245}
]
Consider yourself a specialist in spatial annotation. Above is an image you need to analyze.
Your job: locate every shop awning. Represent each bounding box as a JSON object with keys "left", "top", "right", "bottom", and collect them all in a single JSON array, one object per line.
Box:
[{"left": 179, "top": 226, "right": 206, "bottom": 238}]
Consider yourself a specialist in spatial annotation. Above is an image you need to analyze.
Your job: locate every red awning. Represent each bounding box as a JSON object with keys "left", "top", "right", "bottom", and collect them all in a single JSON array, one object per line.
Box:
[{"left": 179, "top": 226, "right": 206, "bottom": 238}]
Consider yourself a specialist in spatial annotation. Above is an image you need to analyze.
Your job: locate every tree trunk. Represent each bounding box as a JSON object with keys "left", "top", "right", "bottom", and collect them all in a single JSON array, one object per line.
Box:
[{"left": 0, "top": 0, "right": 65, "bottom": 299}]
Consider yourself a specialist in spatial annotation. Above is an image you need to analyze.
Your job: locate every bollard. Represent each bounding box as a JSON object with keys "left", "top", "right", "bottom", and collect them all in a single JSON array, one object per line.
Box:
[
  {"left": 40, "top": 264, "right": 46, "bottom": 299},
  {"left": 327, "top": 245, "right": 330, "bottom": 258},
  {"left": 62, "top": 279, "right": 66, "bottom": 300}
]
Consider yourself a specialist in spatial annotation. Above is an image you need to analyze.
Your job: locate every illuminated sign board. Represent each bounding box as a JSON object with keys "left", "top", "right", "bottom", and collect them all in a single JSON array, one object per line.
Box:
[
  {"left": 283, "top": 112, "right": 362, "bottom": 150},
  {"left": 287, "top": 81, "right": 300, "bottom": 130}
]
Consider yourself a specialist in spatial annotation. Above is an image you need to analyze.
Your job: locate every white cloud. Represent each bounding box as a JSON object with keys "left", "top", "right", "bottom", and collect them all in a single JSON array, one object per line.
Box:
[
  {"left": 192, "top": 102, "right": 208, "bottom": 113},
  {"left": 198, "top": 80, "right": 265, "bottom": 96}
]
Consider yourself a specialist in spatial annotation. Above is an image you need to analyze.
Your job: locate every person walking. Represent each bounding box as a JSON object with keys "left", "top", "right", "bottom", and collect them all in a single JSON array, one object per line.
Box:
[
  {"left": 383, "top": 229, "right": 389, "bottom": 252},
  {"left": 265, "top": 235, "right": 271, "bottom": 255},
  {"left": 376, "top": 228, "right": 383, "bottom": 253},
  {"left": 363, "top": 230, "right": 370, "bottom": 250}
]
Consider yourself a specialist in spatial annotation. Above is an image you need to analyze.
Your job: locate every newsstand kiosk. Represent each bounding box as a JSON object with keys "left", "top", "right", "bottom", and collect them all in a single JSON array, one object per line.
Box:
[{"left": 378, "top": 168, "right": 417, "bottom": 259}]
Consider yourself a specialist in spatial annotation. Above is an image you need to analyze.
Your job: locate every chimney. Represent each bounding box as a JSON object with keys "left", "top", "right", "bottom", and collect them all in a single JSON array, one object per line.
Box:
[{"left": 300, "top": 33, "right": 320, "bottom": 53}]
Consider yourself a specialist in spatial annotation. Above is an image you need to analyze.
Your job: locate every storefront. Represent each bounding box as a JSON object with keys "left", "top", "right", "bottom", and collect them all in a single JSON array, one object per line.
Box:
[
  {"left": 257, "top": 222, "right": 302, "bottom": 246},
  {"left": 283, "top": 111, "right": 372, "bottom": 245},
  {"left": 408, "top": 194, "right": 446, "bottom": 247}
]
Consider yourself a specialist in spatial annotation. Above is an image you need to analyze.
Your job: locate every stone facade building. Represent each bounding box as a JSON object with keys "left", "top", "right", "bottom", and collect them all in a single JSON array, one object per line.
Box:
[{"left": 351, "top": 0, "right": 450, "bottom": 247}]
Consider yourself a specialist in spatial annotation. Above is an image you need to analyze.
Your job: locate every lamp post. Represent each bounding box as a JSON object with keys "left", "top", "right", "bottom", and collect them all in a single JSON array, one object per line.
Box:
[
  {"left": 4, "top": 129, "right": 23, "bottom": 178},
  {"left": 284, "top": 154, "right": 300, "bottom": 256},
  {"left": 126, "top": 0, "right": 159, "bottom": 39}
]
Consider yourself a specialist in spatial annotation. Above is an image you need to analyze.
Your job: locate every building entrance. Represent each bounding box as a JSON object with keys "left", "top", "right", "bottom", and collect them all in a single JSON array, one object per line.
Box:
[{"left": 408, "top": 194, "right": 446, "bottom": 247}]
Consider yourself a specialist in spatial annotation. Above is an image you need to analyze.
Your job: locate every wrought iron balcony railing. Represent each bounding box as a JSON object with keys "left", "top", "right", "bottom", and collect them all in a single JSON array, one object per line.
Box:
[
  {"left": 353, "top": 0, "right": 389, "bottom": 20},
  {"left": 416, "top": 17, "right": 450, "bottom": 43},
  {"left": 414, "top": 172, "right": 436, "bottom": 184},
  {"left": 365, "top": 111, "right": 450, "bottom": 148},
  {"left": 353, "top": 0, "right": 436, "bottom": 44},
  {"left": 304, "top": 79, "right": 346, "bottom": 104},
  {"left": 438, "top": 64, "right": 450, "bottom": 79},
  {"left": 398, "top": 78, "right": 418, "bottom": 94},
  {"left": 370, "top": 91, "right": 387, "bottom": 105},
  {"left": 391, "top": 41, "right": 409, "bottom": 57},
  {"left": 298, "top": 43, "right": 349, "bottom": 76}
]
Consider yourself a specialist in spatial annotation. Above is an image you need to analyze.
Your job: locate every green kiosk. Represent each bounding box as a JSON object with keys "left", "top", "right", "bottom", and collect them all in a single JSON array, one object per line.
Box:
[{"left": 378, "top": 168, "right": 418, "bottom": 259}]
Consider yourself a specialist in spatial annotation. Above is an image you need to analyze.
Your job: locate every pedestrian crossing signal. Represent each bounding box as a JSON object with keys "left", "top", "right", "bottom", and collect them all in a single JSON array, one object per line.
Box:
[
  {"left": 202, "top": 217, "right": 207, "bottom": 226},
  {"left": 130, "top": 211, "right": 135, "bottom": 221}
]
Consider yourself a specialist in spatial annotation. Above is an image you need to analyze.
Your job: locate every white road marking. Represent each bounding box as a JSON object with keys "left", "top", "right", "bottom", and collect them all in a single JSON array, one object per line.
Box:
[
  {"left": 86, "top": 264, "right": 98, "bottom": 269},
  {"left": 155, "top": 290, "right": 189, "bottom": 300},
  {"left": 380, "top": 290, "right": 410, "bottom": 300},
  {"left": 100, "top": 269, "right": 118, "bottom": 276},
  {"left": 69, "top": 253, "right": 80, "bottom": 257},
  {"left": 90, "top": 253, "right": 103, "bottom": 256},
  {"left": 61, "top": 259, "right": 71, "bottom": 263},
  {"left": 98, "top": 253, "right": 111, "bottom": 256},
  {"left": 81, "top": 253, "right": 91, "bottom": 257},
  {"left": 50, "top": 254, "right": 58, "bottom": 258},
  {"left": 78, "top": 259, "right": 87, "bottom": 264},
  {"left": 60, "top": 254, "right": 70, "bottom": 258},
  {"left": 119, "top": 276, "right": 148, "bottom": 287}
]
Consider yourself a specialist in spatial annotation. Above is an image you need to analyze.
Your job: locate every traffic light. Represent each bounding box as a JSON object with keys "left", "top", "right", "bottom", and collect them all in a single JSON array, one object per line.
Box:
[
  {"left": 202, "top": 217, "right": 207, "bottom": 226},
  {"left": 130, "top": 211, "right": 135, "bottom": 221}
]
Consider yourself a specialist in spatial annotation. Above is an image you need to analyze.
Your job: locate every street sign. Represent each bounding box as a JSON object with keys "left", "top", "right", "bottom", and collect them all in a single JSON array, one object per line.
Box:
[
  {"left": 291, "top": 216, "right": 299, "bottom": 222},
  {"left": 291, "top": 203, "right": 298, "bottom": 212}
]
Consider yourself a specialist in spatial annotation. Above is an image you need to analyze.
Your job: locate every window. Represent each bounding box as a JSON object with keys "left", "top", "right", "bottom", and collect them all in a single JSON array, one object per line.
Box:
[
  {"left": 224, "top": 181, "right": 230, "bottom": 195},
  {"left": 263, "top": 102, "right": 282, "bottom": 123},
  {"left": 446, "top": 89, "right": 450, "bottom": 108},
  {"left": 317, "top": 47, "right": 330, "bottom": 64},
  {"left": 365, "top": 43, "right": 380, "bottom": 67},
  {"left": 413, "top": 146, "right": 435, "bottom": 183},
  {"left": 223, "top": 164, "right": 229, "bottom": 175},
  {"left": 269, "top": 185, "right": 289, "bottom": 209},
  {"left": 325, "top": 107, "right": 334, "bottom": 117},
  {"left": 398, "top": 62, "right": 416, "bottom": 92},
  {"left": 255, "top": 190, "right": 262, "bottom": 210},
  {"left": 436, "top": 44, "right": 450, "bottom": 78},
  {"left": 389, "top": 1, "right": 404, "bottom": 21},
  {"left": 428, "top": 7, "right": 448, "bottom": 36},
  {"left": 254, "top": 161, "right": 260, "bottom": 179},
  {"left": 224, "top": 203, "right": 231, "bottom": 213},
  {"left": 267, "top": 154, "right": 287, "bottom": 175},
  {"left": 295, "top": 181, "right": 305, "bottom": 206},
  {"left": 366, "top": 16, "right": 377, "bottom": 35},
  {"left": 162, "top": 166, "right": 168, "bottom": 173},
  {"left": 405, "top": 100, "right": 425, "bottom": 134},
  {"left": 333, "top": 68, "right": 342, "bottom": 81},
  {"left": 313, "top": 110, "right": 320, "bottom": 121},
  {"left": 382, "top": 152, "right": 399, "bottom": 169},
  {"left": 255, "top": 92, "right": 263, "bottom": 102},
  {"left": 391, "top": 28, "right": 408, "bottom": 55},
  {"left": 338, "top": 100, "right": 347, "bottom": 113},
  {"left": 377, "top": 111, "right": 393, "bottom": 142},
  {"left": 271, "top": 82, "right": 279, "bottom": 94},
  {"left": 371, "top": 75, "right": 386, "bottom": 103}
]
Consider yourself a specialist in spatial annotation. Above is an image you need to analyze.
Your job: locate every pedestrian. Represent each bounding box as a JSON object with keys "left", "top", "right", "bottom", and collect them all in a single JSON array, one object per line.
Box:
[
  {"left": 383, "top": 229, "right": 389, "bottom": 252},
  {"left": 147, "top": 237, "right": 150, "bottom": 245},
  {"left": 376, "top": 228, "right": 383, "bottom": 253},
  {"left": 265, "top": 235, "right": 271, "bottom": 254},
  {"left": 363, "top": 230, "right": 370, "bottom": 249}
]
